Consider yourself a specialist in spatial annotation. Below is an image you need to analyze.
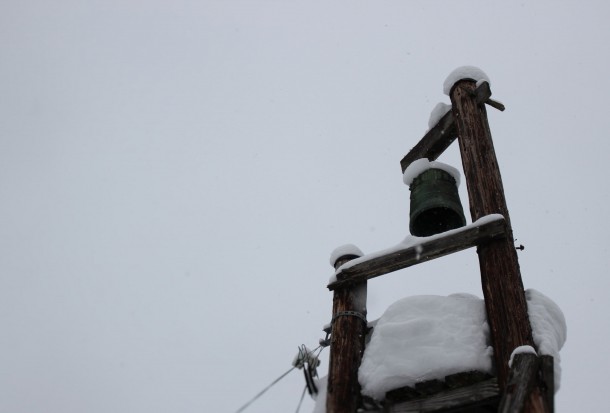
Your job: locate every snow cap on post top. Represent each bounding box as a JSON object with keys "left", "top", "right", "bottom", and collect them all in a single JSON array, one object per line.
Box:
[
  {"left": 329, "top": 244, "right": 364, "bottom": 267},
  {"left": 443, "top": 66, "right": 490, "bottom": 95},
  {"left": 508, "top": 345, "right": 537, "bottom": 368}
]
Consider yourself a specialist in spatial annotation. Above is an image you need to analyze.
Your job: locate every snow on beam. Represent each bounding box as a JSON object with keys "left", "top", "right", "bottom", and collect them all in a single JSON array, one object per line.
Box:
[
  {"left": 400, "top": 109, "right": 456, "bottom": 173},
  {"left": 399, "top": 81, "right": 503, "bottom": 173},
  {"left": 327, "top": 214, "right": 506, "bottom": 291}
]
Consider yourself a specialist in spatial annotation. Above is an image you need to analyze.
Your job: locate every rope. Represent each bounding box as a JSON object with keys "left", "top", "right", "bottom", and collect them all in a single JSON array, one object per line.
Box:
[{"left": 234, "top": 366, "right": 296, "bottom": 413}]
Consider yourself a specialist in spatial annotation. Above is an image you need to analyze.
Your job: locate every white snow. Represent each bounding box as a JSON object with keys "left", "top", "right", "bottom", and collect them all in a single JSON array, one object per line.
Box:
[
  {"left": 443, "top": 66, "right": 490, "bottom": 95},
  {"left": 469, "top": 213, "right": 503, "bottom": 226},
  {"left": 311, "top": 376, "right": 327, "bottom": 413},
  {"left": 526, "top": 289, "right": 567, "bottom": 391},
  {"left": 508, "top": 345, "right": 537, "bottom": 368},
  {"left": 356, "top": 289, "right": 566, "bottom": 401},
  {"left": 329, "top": 244, "right": 363, "bottom": 267},
  {"left": 402, "top": 158, "right": 461, "bottom": 187},
  {"left": 427, "top": 102, "right": 452, "bottom": 129},
  {"left": 358, "top": 294, "right": 493, "bottom": 400}
]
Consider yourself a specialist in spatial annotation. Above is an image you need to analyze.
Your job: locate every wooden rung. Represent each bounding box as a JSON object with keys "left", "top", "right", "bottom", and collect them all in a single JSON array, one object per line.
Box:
[{"left": 328, "top": 216, "right": 506, "bottom": 290}]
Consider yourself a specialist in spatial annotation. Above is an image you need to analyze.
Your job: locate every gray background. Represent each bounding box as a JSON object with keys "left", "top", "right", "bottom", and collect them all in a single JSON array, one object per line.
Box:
[{"left": 1, "top": 1, "right": 608, "bottom": 412}]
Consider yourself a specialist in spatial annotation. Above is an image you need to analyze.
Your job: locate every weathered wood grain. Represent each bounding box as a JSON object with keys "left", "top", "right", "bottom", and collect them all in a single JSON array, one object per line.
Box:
[
  {"left": 326, "top": 255, "right": 367, "bottom": 413},
  {"left": 451, "top": 80, "right": 535, "bottom": 393}
]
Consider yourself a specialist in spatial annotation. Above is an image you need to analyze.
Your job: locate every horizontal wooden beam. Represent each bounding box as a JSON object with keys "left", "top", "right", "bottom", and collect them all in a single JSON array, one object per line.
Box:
[
  {"left": 399, "top": 81, "right": 504, "bottom": 173},
  {"left": 328, "top": 216, "right": 507, "bottom": 291},
  {"left": 400, "top": 110, "right": 457, "bottom": 173},
  {"left": 388, "top": 378, "right": 499, "bottom": 413}
]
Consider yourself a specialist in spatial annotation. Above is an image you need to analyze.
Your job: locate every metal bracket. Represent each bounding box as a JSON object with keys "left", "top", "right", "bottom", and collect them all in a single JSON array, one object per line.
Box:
[{"left": 331, "top": 310, "right": 367, "bottom": 324}]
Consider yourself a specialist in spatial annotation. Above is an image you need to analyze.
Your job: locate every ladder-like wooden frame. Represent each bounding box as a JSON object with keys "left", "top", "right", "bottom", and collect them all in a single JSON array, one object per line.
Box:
[{"left": 325, "top": 79, "right": 553, "bottom": 413}]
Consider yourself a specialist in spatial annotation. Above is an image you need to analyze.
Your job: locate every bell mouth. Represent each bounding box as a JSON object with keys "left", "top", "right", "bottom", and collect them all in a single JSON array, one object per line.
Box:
[{"left": 409, "top": 207, "right": 466, "bottom": 237}]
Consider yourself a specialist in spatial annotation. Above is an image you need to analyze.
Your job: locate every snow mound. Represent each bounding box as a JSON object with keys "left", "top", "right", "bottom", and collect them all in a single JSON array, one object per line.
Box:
[
  {"left": 359, "top": 294, "right": 493, "bottom": 400},
  {"left": 358, "top": 290, "right": 566, "bottom": 401},
  {"left": 403, "top": 158, "right": 461, "bottom": 187},
  {"left": 443, "top": 66, "right": 490, "bottom": 95}
]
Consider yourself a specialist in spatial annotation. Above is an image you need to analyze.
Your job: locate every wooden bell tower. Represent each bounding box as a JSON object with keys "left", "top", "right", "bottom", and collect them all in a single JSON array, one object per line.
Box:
[{"left": 325, "top": 76, "right": 555, "bottom": 413}]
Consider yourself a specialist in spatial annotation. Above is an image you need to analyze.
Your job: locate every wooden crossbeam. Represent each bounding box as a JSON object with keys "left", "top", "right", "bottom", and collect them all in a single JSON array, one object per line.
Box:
[
  {"left": 399, "top": 81, "right": 504, "bottom": 173},
  {"left": 388, "top": 378, "right": 500, "bottom": 413},
  {"left": 399, "top": 110, "right": 457, "bottom": 173},
  {"left": 327, "top": 216, "right": 506, "bottom": 291}
]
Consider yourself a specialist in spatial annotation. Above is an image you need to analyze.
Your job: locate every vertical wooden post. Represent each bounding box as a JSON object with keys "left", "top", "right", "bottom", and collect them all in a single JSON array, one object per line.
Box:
[
  {"left": 449, "top": 79, "right": 535, "bottom": 389},
  {"left": 499, "top": 353, "right": 544, "bottom": 413},
  {"left": 326, "top": 255, "right": 367, "bottom": 413}
]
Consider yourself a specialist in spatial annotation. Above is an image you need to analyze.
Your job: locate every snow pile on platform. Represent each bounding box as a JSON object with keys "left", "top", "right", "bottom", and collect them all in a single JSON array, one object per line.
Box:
[
  {"left": 358, "top": 290, "right": 566, "bottom": 401},
  {"left": 359, "top": 293, "right": 492, "bottom": 400}
]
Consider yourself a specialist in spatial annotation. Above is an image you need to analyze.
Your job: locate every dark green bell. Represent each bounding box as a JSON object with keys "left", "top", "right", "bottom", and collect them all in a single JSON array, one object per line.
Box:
[{"left": 409, "top": 168, "right": 466, "bottom": 237}]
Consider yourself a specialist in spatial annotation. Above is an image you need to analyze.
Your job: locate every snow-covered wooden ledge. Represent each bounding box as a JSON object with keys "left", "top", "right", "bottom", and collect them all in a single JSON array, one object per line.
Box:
[{"left": 328, "top": 214, "right": 506, "bottom": 291}]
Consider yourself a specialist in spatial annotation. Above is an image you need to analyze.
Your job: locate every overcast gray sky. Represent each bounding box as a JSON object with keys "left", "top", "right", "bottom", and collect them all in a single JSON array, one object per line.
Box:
[{"left": 2, "top": 1, "right": 609, "bottom": 412}]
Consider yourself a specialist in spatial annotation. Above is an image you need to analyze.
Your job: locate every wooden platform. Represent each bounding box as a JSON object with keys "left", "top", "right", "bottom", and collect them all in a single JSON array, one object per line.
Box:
[{"left": 362, "top": 371, "right": 500, "bottom": 413}]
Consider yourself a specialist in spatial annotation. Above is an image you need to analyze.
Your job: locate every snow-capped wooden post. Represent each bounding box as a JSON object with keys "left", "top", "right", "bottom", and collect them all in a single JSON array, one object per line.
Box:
[
  {"left": 449, "top": 78, "right": 541, "bottom": 399},
  {"left": 499, "top": 352, "right": 553, "bottom": 413},
  {"left": 327, "top": 250, "right": 367, "bottom": 413}
]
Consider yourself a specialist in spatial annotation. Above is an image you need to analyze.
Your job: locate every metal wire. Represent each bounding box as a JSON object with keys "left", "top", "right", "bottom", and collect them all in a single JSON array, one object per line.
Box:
[
  {"left": 234, "top": 366, "right": 297, "bottom": 413},
  {"left": 294, "top": 385, "right": 307, "bottom": 413}
]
